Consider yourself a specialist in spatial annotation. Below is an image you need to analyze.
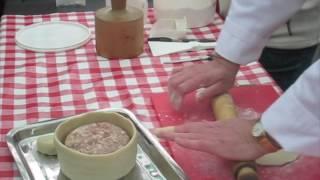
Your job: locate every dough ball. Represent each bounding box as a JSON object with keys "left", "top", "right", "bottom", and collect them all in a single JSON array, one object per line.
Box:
[
  {"left": 36, "top": 134, "right": 57, "bottom": 156},
  {"left": 256, "top": 150, "right": 299, "bottom": 166}
]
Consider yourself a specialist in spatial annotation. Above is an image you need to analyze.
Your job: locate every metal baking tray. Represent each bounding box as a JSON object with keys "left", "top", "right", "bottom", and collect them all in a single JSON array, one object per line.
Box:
[{"left": 6, "top": 108, "right": 188, "bottom": 180}]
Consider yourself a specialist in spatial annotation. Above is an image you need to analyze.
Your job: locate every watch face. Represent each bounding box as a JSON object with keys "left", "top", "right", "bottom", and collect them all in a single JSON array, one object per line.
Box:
[{"left": 252, "top": 122, "right": 264, "bottom": 137}]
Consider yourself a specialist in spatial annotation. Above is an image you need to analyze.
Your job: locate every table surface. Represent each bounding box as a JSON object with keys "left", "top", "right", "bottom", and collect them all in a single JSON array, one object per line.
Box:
[{"left": 0, "top": 9, "right": 279, "bottom": 179}]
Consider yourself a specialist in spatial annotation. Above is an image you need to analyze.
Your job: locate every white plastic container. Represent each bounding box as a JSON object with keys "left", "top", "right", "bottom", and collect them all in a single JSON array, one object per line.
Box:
[
  {"left": 149, "top": 18, "right": 189, "bottom": 39},
  {"left": 154, "top": 0, "right": 216, "bottom": 28}
]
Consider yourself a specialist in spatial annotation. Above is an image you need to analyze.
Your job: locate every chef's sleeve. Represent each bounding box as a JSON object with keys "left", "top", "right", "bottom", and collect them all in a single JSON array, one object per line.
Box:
[
  {"left": 215, "top": 0, "right": 306, "bottom": 64},
  {"left": 261, "top": 60, "right": 320, "bottom": 157}
]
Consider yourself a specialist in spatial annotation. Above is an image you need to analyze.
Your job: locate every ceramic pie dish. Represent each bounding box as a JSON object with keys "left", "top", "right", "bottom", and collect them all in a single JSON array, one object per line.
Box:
[{"left": 54, "top": 111, "right": 138, "bottom": 180}]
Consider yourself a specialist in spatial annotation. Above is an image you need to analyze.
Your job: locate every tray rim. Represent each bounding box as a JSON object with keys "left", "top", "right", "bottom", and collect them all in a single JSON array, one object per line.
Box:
[{"left": 6, "top": 108, "right": 188, "bottom": 180}]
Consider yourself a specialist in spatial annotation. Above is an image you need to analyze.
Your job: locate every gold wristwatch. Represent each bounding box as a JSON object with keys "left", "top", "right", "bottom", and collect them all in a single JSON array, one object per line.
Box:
[{"left": 252, "top": 121, "right": 281, "bottom": 152}]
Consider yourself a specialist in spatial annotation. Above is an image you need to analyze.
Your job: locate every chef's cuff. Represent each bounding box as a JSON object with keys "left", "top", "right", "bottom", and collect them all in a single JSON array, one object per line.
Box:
[{"left": 261, "top": 90, "right": 320, "bottom": 157}]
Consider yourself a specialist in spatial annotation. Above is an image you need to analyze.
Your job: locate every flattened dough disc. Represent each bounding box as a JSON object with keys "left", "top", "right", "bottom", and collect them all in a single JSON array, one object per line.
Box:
[
  {"left": 37, "top": 134, "right": 57, "bottom": 156},
  {"left": 256, "top": 150, "right": 299, "bottom": 166}
]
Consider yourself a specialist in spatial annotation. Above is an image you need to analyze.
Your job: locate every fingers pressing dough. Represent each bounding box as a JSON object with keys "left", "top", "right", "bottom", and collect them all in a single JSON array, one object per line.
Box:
[{"left": 152, "top": 126, "right": 175, "bottom": 136}]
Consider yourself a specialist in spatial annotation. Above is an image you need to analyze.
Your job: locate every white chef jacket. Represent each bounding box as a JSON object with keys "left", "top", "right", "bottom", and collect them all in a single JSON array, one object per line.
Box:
[{"left": 215, "top": 0, "right": 320, "bottom": 157}]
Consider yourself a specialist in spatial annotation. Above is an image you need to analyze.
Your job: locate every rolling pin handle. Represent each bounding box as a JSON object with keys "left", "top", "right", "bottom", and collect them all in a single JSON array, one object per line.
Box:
[{"left": 233, "top": 161, "right": 259, "bottom": 180}]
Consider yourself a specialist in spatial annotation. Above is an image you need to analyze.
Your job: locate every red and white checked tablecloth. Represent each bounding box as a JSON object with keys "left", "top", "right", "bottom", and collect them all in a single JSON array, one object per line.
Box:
[{"left": 0, "top": 9, "right": 278, "bottom": 179}]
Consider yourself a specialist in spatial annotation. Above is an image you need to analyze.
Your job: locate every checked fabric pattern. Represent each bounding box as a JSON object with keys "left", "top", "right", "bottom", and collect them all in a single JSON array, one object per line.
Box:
[{"left": 0, "top": 9, "right": 277, "bottom": 179}]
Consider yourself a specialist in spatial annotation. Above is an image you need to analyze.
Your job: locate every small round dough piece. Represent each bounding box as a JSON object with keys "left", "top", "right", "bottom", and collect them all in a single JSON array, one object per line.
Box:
[
  {"left": 256, "top": 150, "right": 298, "bottom": 166},
  {"left": 36, "top": 134, "right": 57, "bottom": 155}
]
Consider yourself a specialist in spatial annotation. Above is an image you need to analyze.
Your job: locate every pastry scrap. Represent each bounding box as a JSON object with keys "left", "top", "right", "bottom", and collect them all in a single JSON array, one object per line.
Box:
[{"left": 37, "top": 134, "right": 57, "bottom": 156}]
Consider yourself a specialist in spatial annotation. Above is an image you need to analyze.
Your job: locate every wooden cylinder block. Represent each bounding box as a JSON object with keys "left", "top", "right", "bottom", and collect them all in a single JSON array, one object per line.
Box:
[{"left": 95, "top": 3, "right": 144, "bottom": 59}]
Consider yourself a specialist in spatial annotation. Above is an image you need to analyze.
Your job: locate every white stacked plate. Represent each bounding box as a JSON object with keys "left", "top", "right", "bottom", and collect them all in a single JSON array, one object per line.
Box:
[{"left": 16, "top": 21, "right": 91, "bottom": 52}]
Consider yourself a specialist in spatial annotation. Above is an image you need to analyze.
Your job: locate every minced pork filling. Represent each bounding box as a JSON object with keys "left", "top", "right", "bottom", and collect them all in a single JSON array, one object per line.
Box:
[{"left": 64, "top": 122, "right": 130, "bottom": 155}]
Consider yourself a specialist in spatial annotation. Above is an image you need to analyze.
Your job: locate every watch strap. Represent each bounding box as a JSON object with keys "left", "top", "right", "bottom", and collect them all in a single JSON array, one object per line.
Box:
[
  {"left": 265, "top": 132, "right": 281, "bottom": 151},
  {"left": 259, "top": 135, "right": 280, "bottom": 153},
  {"left": 253, "top": 121, "right": 281, "bottom": 153}
]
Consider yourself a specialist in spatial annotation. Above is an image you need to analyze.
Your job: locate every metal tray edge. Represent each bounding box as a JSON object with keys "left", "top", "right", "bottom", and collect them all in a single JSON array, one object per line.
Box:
[{"left": 6, "top": 108, "right": 188, "bottom": 180}]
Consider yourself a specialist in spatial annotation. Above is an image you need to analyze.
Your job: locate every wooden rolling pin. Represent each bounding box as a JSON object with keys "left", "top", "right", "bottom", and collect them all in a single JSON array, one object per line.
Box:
[
  {"left": 212, "top": 93, "right": 237, "bottom": 121},
  {"left": 212, "top": 93, "right": 259, "bottom": 180}
]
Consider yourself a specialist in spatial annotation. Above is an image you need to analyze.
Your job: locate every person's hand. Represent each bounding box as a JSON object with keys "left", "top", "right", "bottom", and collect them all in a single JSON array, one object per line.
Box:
[
  {"left": 168, "top": 55, "right": 240, "bottom": 109},
  {"left": 155, "top": 119, "right": 268, "bottom": 161}
]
